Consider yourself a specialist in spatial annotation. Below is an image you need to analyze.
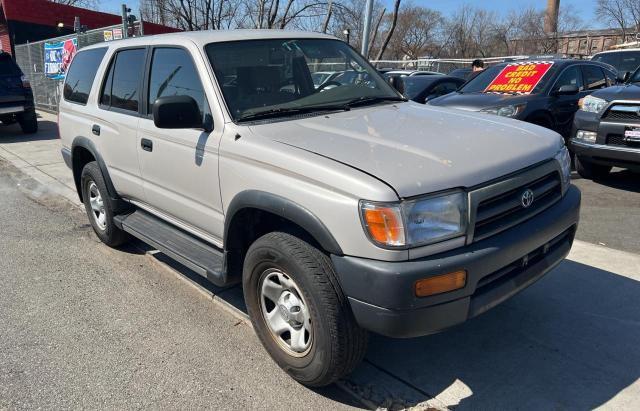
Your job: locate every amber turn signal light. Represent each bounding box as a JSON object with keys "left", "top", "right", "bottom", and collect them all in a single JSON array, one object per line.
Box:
[
  {"left": 415, "top": 270, "right": 467, "bottom": 297},
  {"left": 362, "top": 205, "right": 405, "bottom": 246}
]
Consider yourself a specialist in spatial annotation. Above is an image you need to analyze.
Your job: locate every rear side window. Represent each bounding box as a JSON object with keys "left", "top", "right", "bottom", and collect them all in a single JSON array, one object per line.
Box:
[
  {"left": 63, "top": 48, "right": 107, "bottom": 105},
  {"left": 582, "top": 65, "right": 607, "bottom": 90},
  {"left": 100, "top": 48, "right": 146, "bottom": 113},
  {"left": 147, "top": 47, "right": 205, "bottom": 115},
  {"left": 0, "top": 54, "right": 22, "bottom": 76}
]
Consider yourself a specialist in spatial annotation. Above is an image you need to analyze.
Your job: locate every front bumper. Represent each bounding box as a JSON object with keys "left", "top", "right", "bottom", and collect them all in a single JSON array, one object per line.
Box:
[
  {"left": 570, "top": 108, "right": 640, "bottom": 170},
  {"left": 332, "top": 185, "right": 581, "bottom": 338},
  {"left": 570, "top": 140, "right": 640, "bottom": 170}
]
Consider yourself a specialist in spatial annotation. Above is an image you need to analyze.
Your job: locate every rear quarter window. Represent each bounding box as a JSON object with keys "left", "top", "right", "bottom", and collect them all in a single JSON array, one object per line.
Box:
[{"left": 63, "top": 48, "right": 108, "bottom": 105}]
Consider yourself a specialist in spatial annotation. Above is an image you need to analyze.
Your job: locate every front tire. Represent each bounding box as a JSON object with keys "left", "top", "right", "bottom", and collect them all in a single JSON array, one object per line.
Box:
[
  {"left": 243, "top": 232, "right": 368, "bottom": 387},
  {"left": 575, "top": 156, "right": 611, "bottom": 180},
  {"left": 81, "top": 161, "right": 130, "bottom": 247}
]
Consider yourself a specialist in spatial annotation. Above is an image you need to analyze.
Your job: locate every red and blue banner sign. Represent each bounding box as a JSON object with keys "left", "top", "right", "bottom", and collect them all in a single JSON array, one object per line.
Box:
[{"left": 44, "top": 38, "right": 78, "bottom": 80}]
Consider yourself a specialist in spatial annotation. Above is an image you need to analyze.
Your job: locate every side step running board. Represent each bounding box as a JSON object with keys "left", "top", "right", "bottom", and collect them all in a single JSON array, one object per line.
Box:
[{"left": 114, "top": 210, "right": 227, "bottom": 286}]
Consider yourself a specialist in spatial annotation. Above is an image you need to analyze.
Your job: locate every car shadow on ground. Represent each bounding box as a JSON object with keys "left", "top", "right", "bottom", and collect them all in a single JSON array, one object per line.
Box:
[
  {"left": 138, "top": 246, "right": 640, "bottom": 409},
  {"left": 137, "top": 244, "right": 365, "bottom": 407},
  {"left": 572, "top": 168, "right": 640, "bottom": 193},
  {"left": 0, "top": 117, "right": 59, "bottom": 143},
  {"left": 362, "top": 259, "right": 640, "bottom": 409}
]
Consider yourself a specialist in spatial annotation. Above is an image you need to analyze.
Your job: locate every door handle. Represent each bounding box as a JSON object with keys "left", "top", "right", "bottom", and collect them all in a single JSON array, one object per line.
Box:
[
  {"left": 92, "top": 124, "right": 100, "bottom": 136},
  {"left": 141, "top": 138, "right": 153, "bottom": 152}
]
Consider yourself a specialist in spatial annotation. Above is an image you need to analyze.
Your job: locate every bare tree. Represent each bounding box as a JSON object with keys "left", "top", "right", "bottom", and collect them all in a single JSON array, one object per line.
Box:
[
  {"left": 381, "top": 2, "right": 444, "bottom": 60},
  {"left": 321, "top": 0, "right": 333, "bottom": 32},
  {"left": 596, "top": 0, "right": 632, "bottom": 39},
  {"left": 140, "top": 0, "right": 240, "bottom": 30},
  {"left": 374, "top": 0, "right": 400, "bottom": 61}
]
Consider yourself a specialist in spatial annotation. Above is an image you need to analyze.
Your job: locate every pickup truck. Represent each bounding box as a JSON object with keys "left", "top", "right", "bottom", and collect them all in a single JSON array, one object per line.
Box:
[{"left": 58, "top": 30, "right": 580, "bottom": 386}]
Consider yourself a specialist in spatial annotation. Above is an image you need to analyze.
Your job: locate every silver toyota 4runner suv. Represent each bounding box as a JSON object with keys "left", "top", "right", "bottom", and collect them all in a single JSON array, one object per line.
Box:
[{"left": 59, "top": 31, "right": 580, "bottom": 386}]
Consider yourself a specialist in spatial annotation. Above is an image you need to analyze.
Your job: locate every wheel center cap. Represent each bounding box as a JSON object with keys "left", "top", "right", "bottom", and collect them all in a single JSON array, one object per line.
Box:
[{"left": 278, "top": 291, "right": 302, "bottom": 327}]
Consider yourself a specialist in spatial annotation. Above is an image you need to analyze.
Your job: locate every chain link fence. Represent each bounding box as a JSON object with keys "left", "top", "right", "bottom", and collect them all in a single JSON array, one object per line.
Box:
[{"left": 14, "top": 23, "right": 143, "bottom": 113}]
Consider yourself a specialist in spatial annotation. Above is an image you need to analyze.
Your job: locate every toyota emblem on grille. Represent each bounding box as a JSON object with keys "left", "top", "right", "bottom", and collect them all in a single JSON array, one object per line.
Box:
[{"left": 521, "top": 189, "right": 534, "bottom": 208}]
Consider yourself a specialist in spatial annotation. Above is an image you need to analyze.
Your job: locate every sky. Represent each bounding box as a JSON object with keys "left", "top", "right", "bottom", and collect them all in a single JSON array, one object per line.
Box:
[{"left": 100, "top": 0, "right": 602, "bottom": 27}]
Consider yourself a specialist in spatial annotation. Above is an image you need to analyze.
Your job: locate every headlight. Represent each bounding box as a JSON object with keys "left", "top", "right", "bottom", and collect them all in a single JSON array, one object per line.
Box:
[
  {"left": 554, "top": 145, "right": 571, "bottom": 193},
  {"left": 481, "top": 104, "right": 526, "bottom": 118},
  {"left": 579, "top": 95, "right": 607, "bottom": 113},
  {"left": 360, "top": 192, "right": 467, "bottom": 248}
]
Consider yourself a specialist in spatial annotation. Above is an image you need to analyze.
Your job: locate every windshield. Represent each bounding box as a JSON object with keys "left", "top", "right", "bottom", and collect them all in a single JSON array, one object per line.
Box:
[
  {"left": 459, "top": 63, "right": 558, "bottom": 94},
  {"left": 205, "top": 39, "right": 399, "bottom": 121}
]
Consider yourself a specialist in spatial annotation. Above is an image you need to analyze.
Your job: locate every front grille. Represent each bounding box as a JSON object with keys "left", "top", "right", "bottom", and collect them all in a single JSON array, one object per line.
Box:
[
  {"left": 606, "top": 133, "right": 640, "bottom": 148},
  {"left": 473, "top": 170, "right": 562, "bottom": 241},
  {"left": 475, "top": 226, "right": 575, "bottom": 293},
  {"left": 606, "top": 134, "right": 626, "bottom": 146},
  {"left": 602, "top": 105, "right": 640, "bottom": 122}
]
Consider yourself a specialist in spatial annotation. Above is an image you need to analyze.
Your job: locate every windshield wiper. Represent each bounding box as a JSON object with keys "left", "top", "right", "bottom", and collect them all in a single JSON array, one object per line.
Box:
[
  {"left": 343, "top": 95, "right": 407, "bottom": 108},
  {"left": 237, "top": 104, "right": 350, "bottom": 122}
]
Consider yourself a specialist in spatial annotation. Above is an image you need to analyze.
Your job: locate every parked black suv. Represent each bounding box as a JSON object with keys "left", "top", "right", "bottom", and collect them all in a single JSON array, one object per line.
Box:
[
  {"left": 570, "top": 66, "right": 640, "bottom": 179},
  {"left": 0, "top": 51, "right": 37, "bottom": 134},
  {"left": 428, "top": 60, "right": 617, "bottom": 140}
]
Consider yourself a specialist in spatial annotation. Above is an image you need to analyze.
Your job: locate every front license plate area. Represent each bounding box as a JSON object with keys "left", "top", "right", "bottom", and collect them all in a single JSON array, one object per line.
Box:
[{"left": 624, "top": 127, "right": 640, "bottom": 145}]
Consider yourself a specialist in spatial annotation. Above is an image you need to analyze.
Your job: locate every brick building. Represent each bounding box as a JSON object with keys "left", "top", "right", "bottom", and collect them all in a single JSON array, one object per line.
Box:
[
  {"left": 510, "top": 28, "right": 639, "bottom": 57},
  {"left": 0, "top": 0, "right": 179, "bottom": 55}
]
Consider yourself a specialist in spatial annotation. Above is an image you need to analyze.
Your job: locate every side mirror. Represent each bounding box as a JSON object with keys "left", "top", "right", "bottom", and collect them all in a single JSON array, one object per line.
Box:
[
  {"left": 153, "top": 96, "right": 208, "bottom": 131},
  {"left": 554, "top": 84, "right": 579, "bottom": 96},
  {"left": 617, "top": 71, "right": 630, "bottom": 83}
]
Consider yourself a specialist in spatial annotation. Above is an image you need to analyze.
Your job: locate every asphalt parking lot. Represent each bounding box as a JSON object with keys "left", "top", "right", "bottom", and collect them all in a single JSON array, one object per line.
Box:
[{"left": 1, "top": 112, "right": 639, "bottom": 409}]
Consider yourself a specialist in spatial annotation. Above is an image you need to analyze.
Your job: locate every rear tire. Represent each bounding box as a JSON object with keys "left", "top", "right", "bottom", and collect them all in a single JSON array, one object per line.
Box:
[
  {"left": 243, "top": 232, "right": 368, "bottom": 387},
  {"left": 575, "top": 156, "right": 611, "bottom": 180},
  {"left": 18, "top": 110, "right": 38, "bottom": 134},
  {"left": 80, "top": 161, "right": 130, "bottom": 247}
]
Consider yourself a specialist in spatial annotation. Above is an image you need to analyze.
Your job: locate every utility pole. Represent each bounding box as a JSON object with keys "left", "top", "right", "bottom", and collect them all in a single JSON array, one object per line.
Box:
[
  {"left": 139, "top": 9, "right": 145, "bottom": 36},
  {"left": 361, "top": 0, "right": 373, "bottom": 57},
  {"left": 121, "top": 4, "right": 129, "bottom": 38}
]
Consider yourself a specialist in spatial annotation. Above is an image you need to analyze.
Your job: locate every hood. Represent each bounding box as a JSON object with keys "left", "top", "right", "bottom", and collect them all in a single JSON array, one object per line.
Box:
[
  {"left": 428, "top": 92, "right": 534, "bottom": 111},
  {"left": 591, "top": 83, "right": 640, "bottom": 101},
  {"left": 248, "top": 102, "right": 562, "bottom": 198}
]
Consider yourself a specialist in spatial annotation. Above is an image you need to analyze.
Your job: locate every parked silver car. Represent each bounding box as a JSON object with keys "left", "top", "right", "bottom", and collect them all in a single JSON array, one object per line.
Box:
[{"left": 58, "top": 30, "right": 580, "bottom": 386}]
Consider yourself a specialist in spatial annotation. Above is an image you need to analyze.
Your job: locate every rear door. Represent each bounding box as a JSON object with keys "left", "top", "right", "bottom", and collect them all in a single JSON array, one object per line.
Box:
[
  {"left": 0, "top": 53, "right": 26, "bottom": 106},
  {"left": 136, "top": 45, "right": 224, "bottom": 240},
  {"left": 93, "top": 47, "right": 147, "bottom": 201}
]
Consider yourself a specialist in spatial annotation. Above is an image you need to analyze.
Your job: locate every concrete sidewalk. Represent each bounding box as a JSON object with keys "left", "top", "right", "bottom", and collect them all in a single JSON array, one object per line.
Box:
[
  {"left": 0, "top": 111, "right": 79, "bottom": 207},
  {"left": 2, "top": 112, "right": 640, "bottom": 410}
]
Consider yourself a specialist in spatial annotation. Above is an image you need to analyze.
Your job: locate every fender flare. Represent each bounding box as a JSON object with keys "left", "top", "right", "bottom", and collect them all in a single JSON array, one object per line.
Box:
[
  {"left": 224, "top": 190, "right": 343, "bottom": 256},
  {"left": 70, "top": 136, "right": 120, "bottom": 203}
]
